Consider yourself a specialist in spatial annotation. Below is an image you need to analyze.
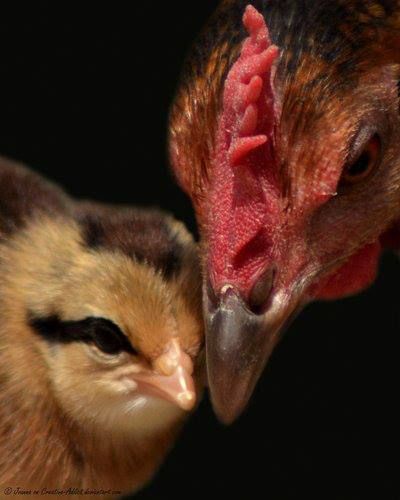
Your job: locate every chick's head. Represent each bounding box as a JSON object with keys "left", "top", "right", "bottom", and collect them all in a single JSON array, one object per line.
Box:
[{"left": 5, "top": 207, "right": 203, "bottom": 435}]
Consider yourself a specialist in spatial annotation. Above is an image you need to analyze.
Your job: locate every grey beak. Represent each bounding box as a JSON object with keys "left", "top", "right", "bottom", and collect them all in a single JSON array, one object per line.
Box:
[{"left": 204, "top": 283, "right": 299, "bottom": 424}]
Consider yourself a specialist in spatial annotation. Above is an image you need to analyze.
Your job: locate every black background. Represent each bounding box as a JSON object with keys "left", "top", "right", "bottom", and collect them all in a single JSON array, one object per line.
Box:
[{"left": 1, "top": 3, "right": 399, "bottom": 499}]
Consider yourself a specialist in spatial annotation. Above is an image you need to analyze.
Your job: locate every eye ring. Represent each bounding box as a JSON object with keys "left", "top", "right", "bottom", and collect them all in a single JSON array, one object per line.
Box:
[{"left": 341, "top": 134, "right": 381, "bottom": 185}]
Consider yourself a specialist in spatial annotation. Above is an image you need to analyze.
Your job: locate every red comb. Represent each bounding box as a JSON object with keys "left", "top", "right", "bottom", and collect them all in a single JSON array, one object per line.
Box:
[
  {"left": 208, "top": 5, "right": 281, "bottom": 295},
  {"left": 223, "top": 5, "right": 279, "bottom": 166}
]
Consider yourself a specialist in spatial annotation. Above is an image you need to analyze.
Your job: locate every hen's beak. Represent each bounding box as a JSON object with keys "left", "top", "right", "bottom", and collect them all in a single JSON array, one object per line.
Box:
[
  {"left": 134, "top": 339, "right": 196, "bottom": 411},
  {"left": 205, "top": 283, "right": 301, "bottom": 424}
]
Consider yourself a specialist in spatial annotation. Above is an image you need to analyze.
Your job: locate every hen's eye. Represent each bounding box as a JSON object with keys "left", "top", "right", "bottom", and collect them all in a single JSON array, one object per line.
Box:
[{"left": 341, "top": 134, "right": 380, "bottom": 185}]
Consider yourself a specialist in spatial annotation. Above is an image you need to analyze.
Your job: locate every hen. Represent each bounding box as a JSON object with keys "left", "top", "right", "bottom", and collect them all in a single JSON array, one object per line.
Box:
[{"left": 169, "top": 0, "right": 400, "bottom": 423}]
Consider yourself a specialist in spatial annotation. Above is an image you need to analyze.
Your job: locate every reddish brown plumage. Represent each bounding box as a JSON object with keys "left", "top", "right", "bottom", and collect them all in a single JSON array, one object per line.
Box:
[{"left": 169, "top": 0, "right": 400, "bottom": 422}]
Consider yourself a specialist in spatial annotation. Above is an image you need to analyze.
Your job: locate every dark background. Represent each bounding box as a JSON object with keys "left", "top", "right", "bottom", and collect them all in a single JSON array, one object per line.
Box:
[{"left": 1, "top": 3, "right": 399, "bottom": 499}]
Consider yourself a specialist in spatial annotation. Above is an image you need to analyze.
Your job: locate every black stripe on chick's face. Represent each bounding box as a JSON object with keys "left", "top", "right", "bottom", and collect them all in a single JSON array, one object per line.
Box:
[{"left": 29, "top": 315, "right": 137, "bottom": 356}]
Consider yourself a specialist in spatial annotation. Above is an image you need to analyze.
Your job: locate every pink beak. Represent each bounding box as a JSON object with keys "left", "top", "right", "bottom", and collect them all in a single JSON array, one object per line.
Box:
[{"left": 133, "top": 339, "right": 196, "bottom": 411}]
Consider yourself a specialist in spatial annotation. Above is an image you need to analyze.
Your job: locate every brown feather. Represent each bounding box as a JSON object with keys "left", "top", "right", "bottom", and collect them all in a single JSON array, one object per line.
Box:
[{"left": 0, "top": 157, "right": 203, "bottom": 498}]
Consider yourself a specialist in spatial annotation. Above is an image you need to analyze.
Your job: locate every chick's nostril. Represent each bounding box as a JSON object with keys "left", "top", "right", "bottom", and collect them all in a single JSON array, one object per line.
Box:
[{"left": 249, "top": 267, "right": 275, "bottom": 314}]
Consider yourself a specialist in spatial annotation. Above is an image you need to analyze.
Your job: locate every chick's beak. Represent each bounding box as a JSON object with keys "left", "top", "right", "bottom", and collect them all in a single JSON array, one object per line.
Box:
[
  {"left": 205, "top": 283, "right": 301, "bottom": 424},
  {"left": 134, "top": 339, "right": 196, "bottom": 411}
]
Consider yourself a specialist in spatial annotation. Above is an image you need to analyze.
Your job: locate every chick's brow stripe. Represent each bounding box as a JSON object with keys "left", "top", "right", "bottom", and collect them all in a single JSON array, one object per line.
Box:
[{"left": 28, "top": 315, "right": 136, "bottom": 354}]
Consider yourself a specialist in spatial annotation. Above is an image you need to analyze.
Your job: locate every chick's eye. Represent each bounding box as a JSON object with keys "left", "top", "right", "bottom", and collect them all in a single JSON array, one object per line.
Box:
[
  {"left": 341, "top": 134, "right": 380, "bottom": 185},
  {"left": 86, "top": 318, "right": 137, "bottom": 356},
  {"left": 92, "top": 326, "right": 125, "bottom": 355}
]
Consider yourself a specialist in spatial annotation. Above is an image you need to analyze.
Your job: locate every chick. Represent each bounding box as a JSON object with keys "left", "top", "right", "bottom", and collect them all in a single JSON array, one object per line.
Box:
[{"left": 0, "top": 156, "right": 203, "bottom": 498}]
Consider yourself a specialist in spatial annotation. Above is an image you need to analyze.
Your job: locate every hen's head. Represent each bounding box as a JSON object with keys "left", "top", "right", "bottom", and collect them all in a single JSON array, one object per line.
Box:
[{"left": 170, "top": 4, "right": 400, "bottom": 423}]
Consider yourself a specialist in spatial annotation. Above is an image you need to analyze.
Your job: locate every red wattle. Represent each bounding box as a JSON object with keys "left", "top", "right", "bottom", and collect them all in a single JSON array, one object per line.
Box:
[{"left": 310, "top": 242, "right": 381, "bottom": 301}]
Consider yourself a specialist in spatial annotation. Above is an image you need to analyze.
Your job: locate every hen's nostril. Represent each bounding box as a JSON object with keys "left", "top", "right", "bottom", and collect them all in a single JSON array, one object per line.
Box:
[{"left": 249, "top": 267, "right": 275, "bottom": 314}]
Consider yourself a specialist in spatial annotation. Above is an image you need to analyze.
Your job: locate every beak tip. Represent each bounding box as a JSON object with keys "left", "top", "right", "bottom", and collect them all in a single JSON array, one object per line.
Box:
[
  {"left": 212, "top": 403, "right": 243, "bottom": 426},
  {"left": 176, "top": 390, "right": 196, "bottom": 411},
  {"left": 207, "top": 375, "right": 250, "bottom": 425}
]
